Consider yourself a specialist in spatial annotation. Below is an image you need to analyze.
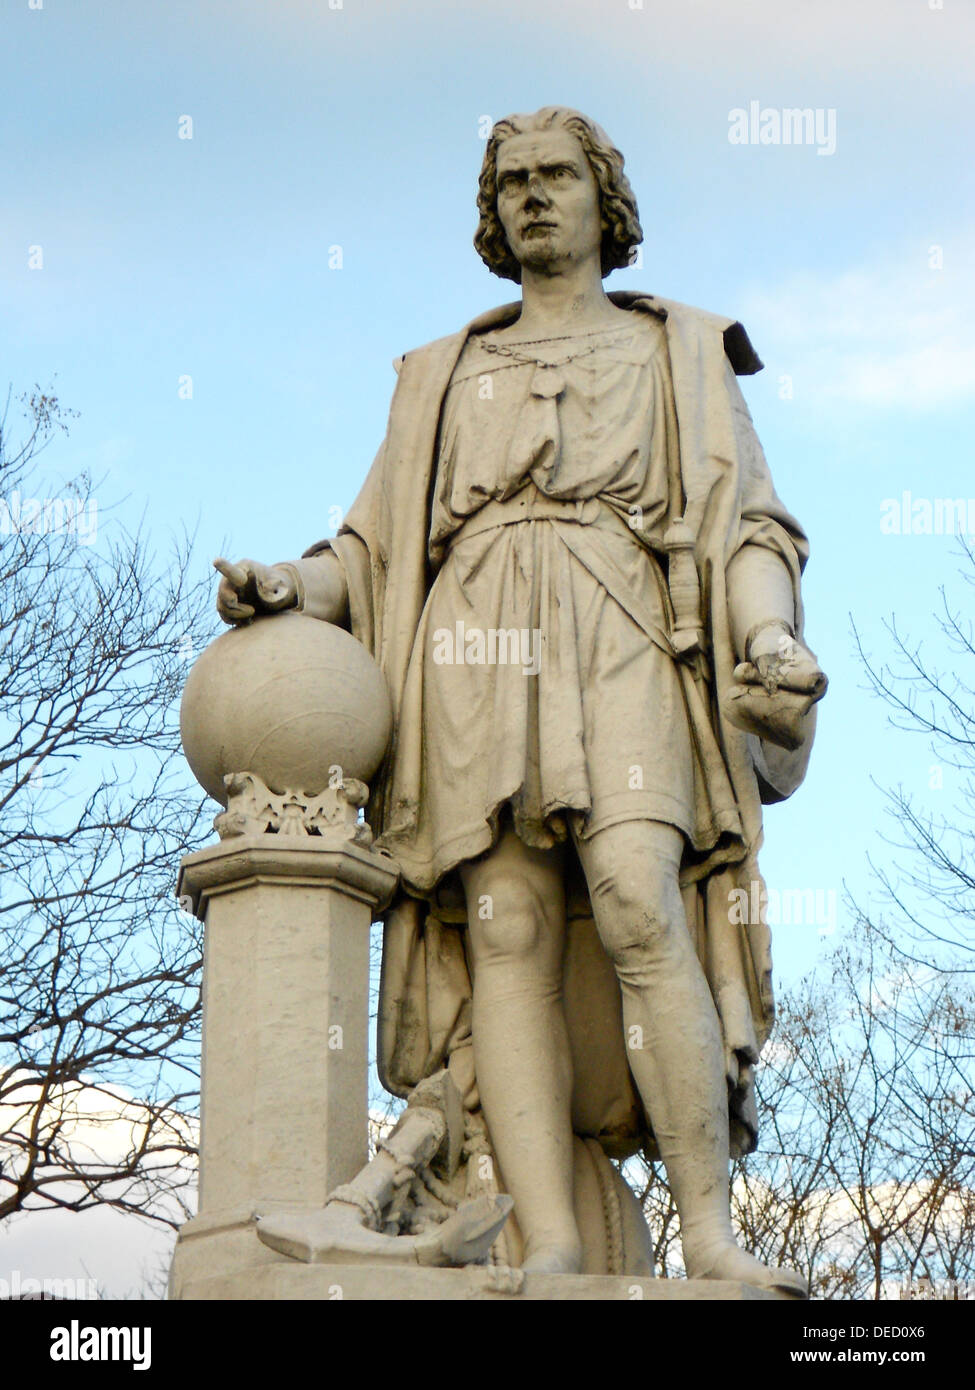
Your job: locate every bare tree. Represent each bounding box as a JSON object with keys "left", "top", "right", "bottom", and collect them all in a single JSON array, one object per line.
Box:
[
  {"left": 621, "top": 907, "right": 974, "bottom": 1299},
  {"left": 853, "top": 537, "right": 975, "bottom": 969},
  {"left": 717, "top": 552, "right": 975, "bottom": 1298},
  {"left": 0, "top": 387, "right": 216, "bottom": 1229},
  {"left": 623, "top": 1157, "right": 682, "bottom": 1278},
  {"left": 724, "top": 918, "right": 975, "bottom": 1299}
]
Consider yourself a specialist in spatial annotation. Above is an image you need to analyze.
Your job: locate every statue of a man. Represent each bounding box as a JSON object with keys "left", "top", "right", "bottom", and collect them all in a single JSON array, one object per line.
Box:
[{"left": 217, "top": 107, "right": 826, "bottom": 1292}]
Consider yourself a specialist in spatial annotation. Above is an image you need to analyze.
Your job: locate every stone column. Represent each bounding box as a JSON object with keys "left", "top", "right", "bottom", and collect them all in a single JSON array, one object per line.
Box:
[{"left": 168, "top": 783, "right": 398, "bottom": 1299}]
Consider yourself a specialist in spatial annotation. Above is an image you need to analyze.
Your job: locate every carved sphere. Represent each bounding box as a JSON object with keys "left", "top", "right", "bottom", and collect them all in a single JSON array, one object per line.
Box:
[{"left": 180, "top": 612, "right": 392, "bottom": 804}]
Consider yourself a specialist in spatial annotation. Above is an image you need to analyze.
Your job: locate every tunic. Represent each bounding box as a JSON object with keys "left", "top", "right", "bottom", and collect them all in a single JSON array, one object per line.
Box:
[
  {"left": 303, "top": 290, "right": 815, "bottom": 1152},
  {"left": 381, "top": 313, "right": 744, "bottom": 893}
]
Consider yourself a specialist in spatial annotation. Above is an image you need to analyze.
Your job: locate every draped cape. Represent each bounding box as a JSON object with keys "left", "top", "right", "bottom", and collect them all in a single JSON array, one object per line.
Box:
[{"left": 303, "top": 290, "right": 816, "bottom": 1159}]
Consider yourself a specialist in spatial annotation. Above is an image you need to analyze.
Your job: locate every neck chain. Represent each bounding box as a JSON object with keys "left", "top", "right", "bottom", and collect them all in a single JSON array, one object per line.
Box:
[{"left": 476, "top": 323, "right": 634, "bottom": 369}]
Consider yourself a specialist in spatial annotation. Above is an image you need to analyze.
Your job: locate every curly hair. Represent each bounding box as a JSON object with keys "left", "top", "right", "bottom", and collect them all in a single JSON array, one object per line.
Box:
[{"left": 474, "top": 107, "right": 643, "bottom": 283}]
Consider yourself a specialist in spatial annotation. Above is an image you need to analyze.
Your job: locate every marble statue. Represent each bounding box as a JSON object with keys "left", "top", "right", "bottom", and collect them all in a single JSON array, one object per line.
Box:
[{"left": 214, "top": 107, "right": 827, "bottom": 1294}]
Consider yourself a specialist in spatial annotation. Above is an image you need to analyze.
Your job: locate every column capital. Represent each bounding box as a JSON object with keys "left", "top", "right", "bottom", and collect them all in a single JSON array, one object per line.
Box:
[{"left": 177, "top": 834, "right": 400, "bottom": 919}]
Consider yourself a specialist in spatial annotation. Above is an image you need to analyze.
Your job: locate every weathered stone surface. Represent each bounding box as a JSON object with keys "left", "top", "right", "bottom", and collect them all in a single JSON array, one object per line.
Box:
[
  {"left": 180, "top": 106, "right": 828, "bottom": 1300},
  {"left": 180, "top": 610, "right": 391, "bottom": 803},
  {"left": 168, "top": 836, "right": 398, "bottom": 1299},
  {"left": 178, "top": 1264, "right": 794, "bottom": 1302}
]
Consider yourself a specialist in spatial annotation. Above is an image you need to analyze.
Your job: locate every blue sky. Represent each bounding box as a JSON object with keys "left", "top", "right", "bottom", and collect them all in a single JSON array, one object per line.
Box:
[{"left": 2, "top": 0, "right": 973, "bottom": 1293}]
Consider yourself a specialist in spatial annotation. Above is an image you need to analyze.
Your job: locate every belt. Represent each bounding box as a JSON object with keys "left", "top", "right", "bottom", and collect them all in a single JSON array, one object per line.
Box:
[
  {"left": 451, "top": 489, "right": 618, "bottom": 545},
  {"left": 448, "top": 488, "right": 679, "bottom": 661}
]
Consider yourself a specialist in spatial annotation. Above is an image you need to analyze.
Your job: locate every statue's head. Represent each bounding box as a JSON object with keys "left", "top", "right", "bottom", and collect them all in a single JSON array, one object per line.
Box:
[{"left": 474, "top": 107, "right": 643, "bottom": 284}]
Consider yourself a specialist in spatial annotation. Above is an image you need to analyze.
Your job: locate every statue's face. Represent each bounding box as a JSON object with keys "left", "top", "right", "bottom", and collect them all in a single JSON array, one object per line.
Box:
[{"left": 495, "top": 129, "right": 603, "bottom": 276}]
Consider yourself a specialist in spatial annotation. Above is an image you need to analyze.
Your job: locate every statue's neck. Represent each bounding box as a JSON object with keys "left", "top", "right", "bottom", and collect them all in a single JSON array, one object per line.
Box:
[{"left": 506, "top": 260, "right": 627, "bottom": 341}]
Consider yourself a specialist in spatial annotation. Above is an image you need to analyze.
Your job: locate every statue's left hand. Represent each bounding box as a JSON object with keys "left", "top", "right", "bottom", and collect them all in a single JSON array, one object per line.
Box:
[
  {"left": 735, "top": 627, "right": 827, "bottom": 698},
  {"left": 725, "top": 630, "right": 827, "bottom": 751}
]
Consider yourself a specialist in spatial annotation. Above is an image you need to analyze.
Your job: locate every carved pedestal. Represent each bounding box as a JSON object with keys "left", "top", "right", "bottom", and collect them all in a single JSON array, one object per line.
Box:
[
  {"left": 180, "top": 1267, "right": 791, "bottom": 1301},
  {"left": 168, "top": 779, "right": 398, "bottom": 1299}
]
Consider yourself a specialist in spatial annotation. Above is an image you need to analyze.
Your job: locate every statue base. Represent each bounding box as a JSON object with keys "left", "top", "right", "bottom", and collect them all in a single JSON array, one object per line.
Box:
[
  {"left": 176, "top": 1263, "right": 792, "bottom": 1301},
  {"left": 167, "top": 821, "right": 399, "bottom": 1301}
]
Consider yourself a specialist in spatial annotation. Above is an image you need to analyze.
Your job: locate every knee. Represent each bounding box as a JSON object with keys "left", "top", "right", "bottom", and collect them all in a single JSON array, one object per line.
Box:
[
  {"left": 589, "top": 869, "right": 685, "bottom": 971},
  {"left": 469, "top": 874, "right": 550, "bottom": 962}
]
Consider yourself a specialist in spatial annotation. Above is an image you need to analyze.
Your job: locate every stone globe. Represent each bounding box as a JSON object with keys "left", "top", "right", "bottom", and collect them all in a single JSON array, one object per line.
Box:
[{"left": 180, "top": 612, "right": 392, "bottom": 805}]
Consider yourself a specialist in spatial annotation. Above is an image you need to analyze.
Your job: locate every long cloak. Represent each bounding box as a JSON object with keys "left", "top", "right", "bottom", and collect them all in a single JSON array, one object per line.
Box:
[{"left": 301, "top": 290, "right": 817, "bottom": 1159}]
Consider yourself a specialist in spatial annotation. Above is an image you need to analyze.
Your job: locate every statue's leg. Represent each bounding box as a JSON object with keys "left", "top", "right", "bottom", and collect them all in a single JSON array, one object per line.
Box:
[
  {"left": 572, "top": 818, "right": 806, "bottom": 1295},
  {"left": 460, "top": 826, "right": 581, "bottom": 1275}
]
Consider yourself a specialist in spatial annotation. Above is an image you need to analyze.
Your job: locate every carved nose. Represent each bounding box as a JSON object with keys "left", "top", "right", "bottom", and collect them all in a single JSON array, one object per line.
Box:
[{"left": 525, "top": 176, "right": 550, "bottom": 206}]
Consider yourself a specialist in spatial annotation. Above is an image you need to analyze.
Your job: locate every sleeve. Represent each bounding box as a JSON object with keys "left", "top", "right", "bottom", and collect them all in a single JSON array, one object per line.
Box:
[
  {"left": 723, "top": 363, "right": 820, "bottom": 802},
  {"left": 726, "top": 365, "right": 809, "bottom": 580},
  {"left": 287, "top": 435, "right": 390, "bottom": 657}
]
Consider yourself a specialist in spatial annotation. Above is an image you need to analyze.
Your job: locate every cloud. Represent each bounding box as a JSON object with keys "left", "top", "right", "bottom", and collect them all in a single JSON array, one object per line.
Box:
[
  {"left": 0, "top": 1072, "right": 198, "bottom": 1183},
  {"left": 251, "top": 0, "right": 974, "bottom": 82},
  {"left": 739, "top": 241, "right": 975, "bottom": 410},
  {"left": 0, "top": 1203, "right": 179, "bottom": 1301},
  {"left": 0, "top": 1075, "right": 198, "bottom": 1299}
]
